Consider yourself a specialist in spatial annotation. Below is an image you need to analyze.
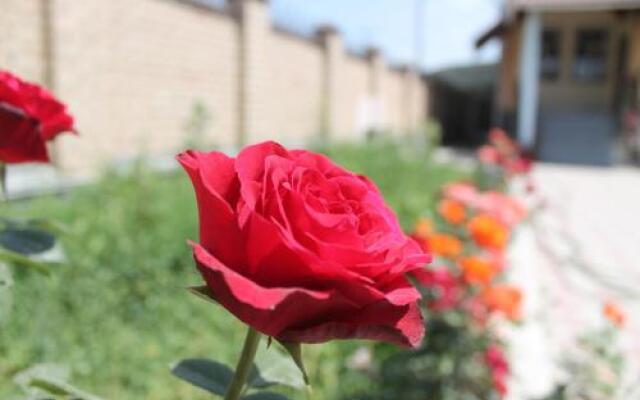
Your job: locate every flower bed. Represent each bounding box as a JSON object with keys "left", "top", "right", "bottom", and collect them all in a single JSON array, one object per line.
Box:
[{"left": 0, "top": 138, "right": 465, "bottom": 399}]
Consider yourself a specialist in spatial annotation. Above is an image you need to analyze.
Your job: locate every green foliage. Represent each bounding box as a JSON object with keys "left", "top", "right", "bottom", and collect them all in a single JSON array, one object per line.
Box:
[
  {"left": 172, "top": 343, "right": 306, "bottom": 398},
  {"left": 14, "top": 363, "right": 102, "bottom": 400},
  {"left": 0, "top": 141, "right": 465, "bottom": 399},
  {"left": 171, "top": 358, "right": 234, "bottom": 396},
  {"left": 539, "top": 326, "right": 633, "bottom": 400},
  {"left": 342, "top": 313, "right": 495, "bottom": 400}
]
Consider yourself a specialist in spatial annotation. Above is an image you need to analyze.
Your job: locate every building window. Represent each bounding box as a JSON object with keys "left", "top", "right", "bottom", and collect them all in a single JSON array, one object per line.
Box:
[
  {"left": 573, "top": 29, "right": 608, "bottom": 82},
  {"left": 541, "top": 29, "right": 561, "bottom": 80}
]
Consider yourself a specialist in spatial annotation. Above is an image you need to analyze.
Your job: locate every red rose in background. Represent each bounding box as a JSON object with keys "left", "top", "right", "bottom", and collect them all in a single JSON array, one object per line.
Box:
[
  {"left": 413, "top": 267, "right": 461, "bottom": 312},
  {"left": 484, "top": 344, "right": 510, "bottom": 397},
  {"left": 0, "top": 70, "right": 75, "bottom": 163},
  {"left": 178, "top": 141, "right": 430, "bottom": 347}
]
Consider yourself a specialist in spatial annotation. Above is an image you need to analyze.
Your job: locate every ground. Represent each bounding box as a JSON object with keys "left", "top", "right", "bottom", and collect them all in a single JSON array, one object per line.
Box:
[{"left": 507, "top": 163, "right": 640, "bottom": 399}]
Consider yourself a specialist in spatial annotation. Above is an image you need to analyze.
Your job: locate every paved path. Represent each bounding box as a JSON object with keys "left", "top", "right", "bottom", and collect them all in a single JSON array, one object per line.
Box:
[{"left": 506, "top": 163, "right": 640, "bottom": 400}]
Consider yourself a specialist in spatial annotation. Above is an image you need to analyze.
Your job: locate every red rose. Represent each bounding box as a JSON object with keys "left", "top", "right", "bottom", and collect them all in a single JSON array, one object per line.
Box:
[
  {"left": 412, "top": 266, "right": 461, "bottom": 312},
  {"left": 0, "top": 70, "right": 75, "bottom": 163},
  {"left": 484, "top": 345, "right": 510, "bottom": 397},
  {"left": 178, "top": 141, "right": 430, "bottom": 347}
]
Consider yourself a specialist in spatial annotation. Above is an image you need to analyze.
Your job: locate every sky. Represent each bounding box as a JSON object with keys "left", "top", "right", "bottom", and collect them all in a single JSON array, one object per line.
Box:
[{"left": 270, "top": 0, "right": 504, "bottom": 73}]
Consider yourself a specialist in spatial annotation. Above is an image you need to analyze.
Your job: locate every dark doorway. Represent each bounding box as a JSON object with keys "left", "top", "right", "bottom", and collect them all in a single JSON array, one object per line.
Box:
[{"left": 428, "top": 64, "right": 497, "bottom": 147}]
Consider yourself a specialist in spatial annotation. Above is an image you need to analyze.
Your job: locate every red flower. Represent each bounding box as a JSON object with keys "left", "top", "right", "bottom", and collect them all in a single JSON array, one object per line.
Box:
[
  {"left": 483, "top": 127, "right": 534, "bottom": 176},
  {"left": 484, "top": 344, "right": 510, "bottom": 397},
  {"left": 178, "top": 141, "right": 431, "bottom": 347},
  {"left": 0, "top": 70, "right": 75, "bottom": 163},
  {"left": 412, "top": 267, "right": 461, "bottom": 312}
]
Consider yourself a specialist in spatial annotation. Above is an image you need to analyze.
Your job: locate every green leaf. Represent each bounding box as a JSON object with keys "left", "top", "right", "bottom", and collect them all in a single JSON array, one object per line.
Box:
[
  {"left": 242, "top": 392, "right": 292, "bottom": 400},
  {"left": 171, "top": 358, "right": 233, "bottom": 395},
  {"left": 0, "top": 249, "right": 52, "bottom": 274},
  {"left": 14, "top": 363, "right": 102, "bottom": 400},
  {"left": 26, "top": 218, "right": 70, "bottom": 236},
  {"left": 188, "top": 285, "right": 219, "bottom": 305},
  {"left": 276, "top": 341, "right": 309, "bottom": 385},
  {"left": 0, "top": 227, "right": 56, "bottom": 255},
  {"left": 251, "top": 346, "right": 307, "bottom": 390}
]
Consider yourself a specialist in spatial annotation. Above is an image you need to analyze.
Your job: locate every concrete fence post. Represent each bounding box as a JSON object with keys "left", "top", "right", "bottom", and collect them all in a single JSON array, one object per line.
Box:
[
  {"left": 399, "top": 65, "right": 419, "bottom": 134},
  {"left": 230, "top": 0, "right": 269, "bottom": 147},
  {"left": 366, "top": 47, "right": 385, "bottom": 133},
  {"left": 317, "top": 25, "right": 343, "bottom": 140}
]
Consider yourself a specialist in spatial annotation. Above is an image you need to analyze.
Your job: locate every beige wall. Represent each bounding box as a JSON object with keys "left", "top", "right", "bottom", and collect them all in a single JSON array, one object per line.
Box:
[
  {"left": 266, "top": 31, "right": 323, "bottom": 144},
  {"left": 52, "top": 0, "right": 240, "bottom": 171},
  {"left": 383, "top": 67, "right": 406, "bottom": 135},
  {"left": 338, "top": 54, "right": 370, "bottom": 140},
  {"left": 0, "top": 0, "right": 46, "bottom": 83},
  {"left": 0, "top": 0, "right": 428, "bottom": 175}
]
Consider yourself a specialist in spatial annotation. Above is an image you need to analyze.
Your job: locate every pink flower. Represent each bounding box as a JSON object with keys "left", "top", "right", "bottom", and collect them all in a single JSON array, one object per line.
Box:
[
  {"left": 442, "top": 182, "right": 479, "bottom": 208},
  {"left": 477, "top": 145, "right": 500, "bottom": 165},
  {"left": 475, "top": 191, "right": 527, "bottom": 227}
]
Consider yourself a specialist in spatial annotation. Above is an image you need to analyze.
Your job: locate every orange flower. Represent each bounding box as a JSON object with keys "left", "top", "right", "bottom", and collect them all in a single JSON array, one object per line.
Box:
[
  {"left": 428, "top": 233, "right": 463, "bottom": 259},
  {"left": 482, "top": 285, "right": 522, "bottom": 321},
  {"left": 603, "top": 301, "right": 625, "bottom": 328},
  {"left": 467, "top": 214, "right": 509, "bottom": 251},
  {"left": 459, "top": 256, "right": 497, "bottom": 286},
  {"left": 438, "top": 199, "right": 466, "bottom": 225},
  {"left": 413, "top": 217, "right": 434, "bottom": 240}
]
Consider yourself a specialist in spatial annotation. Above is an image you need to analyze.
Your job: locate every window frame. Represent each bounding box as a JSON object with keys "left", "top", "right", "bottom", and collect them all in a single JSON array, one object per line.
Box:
[
  {"left": 572, "top": 28, "right": 609, "bottom": 83},
  {"left": 540, "top": 28, "right": 562, "bottom": 81}
]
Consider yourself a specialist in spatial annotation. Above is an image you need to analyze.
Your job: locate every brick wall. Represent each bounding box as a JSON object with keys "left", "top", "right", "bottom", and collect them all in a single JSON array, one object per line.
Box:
[
  {"left": 0, "top": 0, "right": 46, "bottom": 82},
  {"left": 266, "top": 30, "right": 324, "bottom": 144},
  {"left": 0, "top": 0, "right": 429, "bottom": 176}
]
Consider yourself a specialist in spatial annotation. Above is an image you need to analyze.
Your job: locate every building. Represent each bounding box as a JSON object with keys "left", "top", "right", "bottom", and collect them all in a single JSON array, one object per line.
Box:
[{"left": 477, "top": 0, "right": 640, "bottom": 165}]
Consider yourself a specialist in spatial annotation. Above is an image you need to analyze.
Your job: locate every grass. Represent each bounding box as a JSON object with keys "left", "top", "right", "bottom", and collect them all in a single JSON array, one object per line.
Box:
[{"left": 0, "top": 139, "right": 467, "bottom": 399}]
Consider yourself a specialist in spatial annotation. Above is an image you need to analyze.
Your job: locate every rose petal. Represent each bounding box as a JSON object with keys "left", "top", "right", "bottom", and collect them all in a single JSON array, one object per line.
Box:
[
  {"left": 192, "top": 243, "right": 361, "bottom": 337},
  {"left": 278, "top": 299, "right": 425, "bottom": 348},
  {"left": 178, "top": 150, "right": 245, "bottom": 270},
  {"left": 0, "top": 104, "right": 48, "bottom": 163}
]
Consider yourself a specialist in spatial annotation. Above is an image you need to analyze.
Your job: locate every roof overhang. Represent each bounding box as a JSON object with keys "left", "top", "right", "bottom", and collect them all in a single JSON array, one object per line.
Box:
[
  {"left": 508, "top": 0, "right": 640, "bottom": 13},
  {"left": 475, "top": 21, "right": 509, "bottom": 48},
  {"left": 476, "top": 0, "right": 640, "bottom": 48}
]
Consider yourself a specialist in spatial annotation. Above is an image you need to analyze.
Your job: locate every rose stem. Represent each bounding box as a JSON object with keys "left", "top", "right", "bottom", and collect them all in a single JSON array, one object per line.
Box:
[
  {"left": 224, "top": 327, "right": 262, "bottom": 400},
  {"left": 0, "top": 162, "right": 5, "bottom": 201}
]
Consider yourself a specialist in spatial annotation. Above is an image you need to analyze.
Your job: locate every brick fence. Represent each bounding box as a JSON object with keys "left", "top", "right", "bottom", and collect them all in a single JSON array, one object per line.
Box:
[{"left": 0, "top": 0, "right": 429, "bottom": 176}]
